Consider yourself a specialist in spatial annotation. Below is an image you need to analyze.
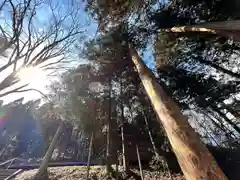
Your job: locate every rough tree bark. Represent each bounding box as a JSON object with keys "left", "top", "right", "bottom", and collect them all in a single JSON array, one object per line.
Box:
[
  {"left": 34, "top": 121, "right": 64, "bottom": 180},
  {"left": 129, "top": 47, "right": 227, "bottom": 180}
]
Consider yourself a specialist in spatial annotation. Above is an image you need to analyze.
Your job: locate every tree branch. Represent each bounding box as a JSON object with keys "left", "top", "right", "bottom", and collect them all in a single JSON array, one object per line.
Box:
[{"left": 0, "top": 84, "right": 29, "bottom": 98}]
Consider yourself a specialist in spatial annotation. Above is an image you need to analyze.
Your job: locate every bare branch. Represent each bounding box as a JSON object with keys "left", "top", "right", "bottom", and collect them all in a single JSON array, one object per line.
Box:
[
  {"left": 0, "top": 84, "right": 29, "bottom": 98},
  {"left": 14, "top": 88, "right": 49, "bottom": 100},
  {"left": 0, "top": 0, "right": 84, "bottom": 97},
  {"left": 0, "top": 72, "right": 19, "bottom": 92},
  {"left": 0, "top": 0, "right": 7, "bottom": 11},
  {"left": 40, "top": 57, "right": 65, "bottom": 69}
]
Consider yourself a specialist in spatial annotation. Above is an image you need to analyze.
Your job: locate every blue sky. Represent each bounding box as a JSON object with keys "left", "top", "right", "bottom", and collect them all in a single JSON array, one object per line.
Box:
[
  {"left": 143, "top": 44, "right": 156, "bottom": 70},
  {"left": 0, "top": 0, "right": 155, "bottom": 104}
]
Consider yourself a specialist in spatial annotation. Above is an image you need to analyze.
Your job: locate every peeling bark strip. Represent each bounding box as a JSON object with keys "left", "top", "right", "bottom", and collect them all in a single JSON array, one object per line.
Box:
[
  {"left": 129, "top": 47, "right": 227, "bottom": 180},
  {"left": 163, "top": 20, "right": 240, "bottom": 41},
  {"left": 165, "top": 26, "right": 216, "bottom": 34}
]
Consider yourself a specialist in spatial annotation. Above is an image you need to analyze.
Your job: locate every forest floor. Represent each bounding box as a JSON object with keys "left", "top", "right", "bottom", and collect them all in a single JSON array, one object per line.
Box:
[{"left": 14, "top": 165, "right": 185, "bottom": 180}]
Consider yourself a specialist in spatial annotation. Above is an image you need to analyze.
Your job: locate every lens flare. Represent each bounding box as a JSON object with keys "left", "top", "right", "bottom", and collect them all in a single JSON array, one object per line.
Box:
[{"left": 17, "top": 66, "right": 48, "bottom": 90}]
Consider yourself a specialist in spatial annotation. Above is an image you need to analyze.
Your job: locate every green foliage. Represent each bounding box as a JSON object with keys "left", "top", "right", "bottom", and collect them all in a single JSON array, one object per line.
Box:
[{"left": 85, "top": 0, "right": 157, "bottom": 30}]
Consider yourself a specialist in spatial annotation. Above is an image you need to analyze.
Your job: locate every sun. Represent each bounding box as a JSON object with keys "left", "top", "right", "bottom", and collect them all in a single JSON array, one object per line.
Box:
[{"left": 17, "top": 66, "right": 48, "bottom": 90}]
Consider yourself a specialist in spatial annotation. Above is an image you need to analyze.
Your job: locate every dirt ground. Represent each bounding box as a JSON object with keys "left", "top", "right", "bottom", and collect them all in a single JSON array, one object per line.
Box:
[{"left": 14, "top": 166, "right": 185, "bottom": 180}]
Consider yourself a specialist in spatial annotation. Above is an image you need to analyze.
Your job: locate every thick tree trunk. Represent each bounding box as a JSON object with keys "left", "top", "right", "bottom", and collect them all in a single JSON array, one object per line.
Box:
[
  {"left": 86, "top": 132, "right": 94, "bottom": 180},
  {"left": 34, "top": 121, "right": 64, "bottom": 180},
  {"left": 129, "top": 47, "right": 227, "bottom": 180},
  {"left": 136, "top": 144, "right": 144, "bottom": 180}
]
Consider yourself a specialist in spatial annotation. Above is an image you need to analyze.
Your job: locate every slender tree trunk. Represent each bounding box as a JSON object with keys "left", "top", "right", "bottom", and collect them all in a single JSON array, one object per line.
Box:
[
  {"left": 120, "top": 77, "right": 129, "bottom": 173},
  {"left": 72, "top": 143, "right": 78, "bottom": 160},
  {"left": 127, "top": 104, "right": 134, "bottom": 121},
  {"left": 142, "top": 109, "right": 173, "bottom": 180},
  {"left": 136, "top": 144, "right": 144, "bottom": 180},
  {"left": 0, "top": 146, "right": 6, "bottom": 158},
  {"left": 0, "top": 135, "right": 14, "bottom": 159},
  {"left": 106, "top": 123, "right": 111, "bottom": 174},
  {"left": 208, "top": 109, "right": 240, "bottom": 144},
  {"left": 199, "top": 58, "right": 240, "bottom": 79},
  {"left": 199, "top": 108, "right": 236, "bottom": 144},
  {"left": 120, "top": 126, "right": 129, "bottom": 171},
  {"left": 221, "top": 104, "right": 240, "bottom": 120},
  {"left": 211, "top": 105, "right": 240, "bottom": 134},
  {"left": 192, "top": 110, "right": 220, "bottom": 146},
  {"left": 142, "top": 110, "right": 158, "bottom": 157},
  {"left": 129, "top": 47, "right": 227, "bottom": 180},
  {"left": 34, "top": 121, "right": 64, "bottom": 180},
  {"left": 84, "top": 138, "right": 88, "bottom": 161},
  {"left": 86, "top": 132, "right": 94, "bottom": 180},
  {"left": 116, "top": 150, "right": 119, "bottom": 180},
  {"left": 203, "top": 109, "right": 229, "bottom": 134},
  {"left": 106, "top": 76, "right": 113, "bottom": 174}
]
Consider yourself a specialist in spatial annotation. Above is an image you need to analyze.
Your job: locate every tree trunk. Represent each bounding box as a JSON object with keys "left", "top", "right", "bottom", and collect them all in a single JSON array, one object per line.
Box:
[
  {"left": 142, "top": 110, "right": 158, "bottom": 157},
  {"left": 192, "top": 109, "right": 220, "bottom": 146},
  {"left": 136, "top": 144, "right": 144, "bottom": 180},
  {"left": 198, "top": 58, "right": 240, "bottom": 79},
  {"left": 106, "top": 76, "right": 113, "bottom": 174},
  {"left": 120, "top": 77, "right": 129, "bottom": 173},
  {"left": 198, "top": 108, "right": 238, "bottom": 144},
  {"left": 211, "top": 105, "right": 240, "bottom": 134},
  {"left": 82, "top": 139, "right": 87, "bottom": 161},
  {"left": 221, "top": 104, "right": 240, "bottom": 120},
  {"left": 0, "top": 146, "right": 6, "bottom": 158},
  {"left": 129, "top": 47, "right": 227, "bottom": 180},
  {"left": 106, "top": 123, "right": 111, "bottom": 174},
  {"left": 116, "top": 150, "right": 119, "bottom": 180},
  {"left": 120, "top": 125, "right": 129, "bottom": 170},
  {"left": 86, "top": 132, "right": 94, "bottom": 180},
  {"left": 164, "top": 20, "right": 240, "bottom": 41},
  {"left": 34, "top": 121, "right": 64, "bottom": 180},
  {"left": 142, "top": 109, "right": 172, "bottom": 180}
]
